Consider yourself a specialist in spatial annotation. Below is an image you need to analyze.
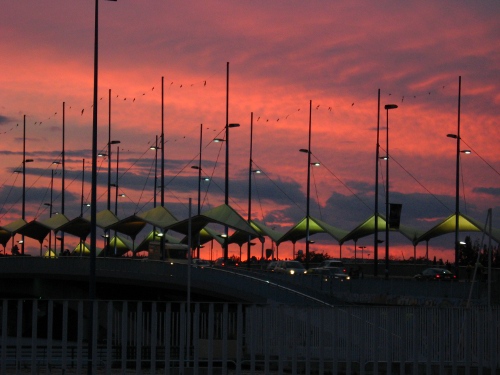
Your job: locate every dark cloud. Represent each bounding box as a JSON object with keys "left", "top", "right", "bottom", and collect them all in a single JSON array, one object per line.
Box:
[
  {"left": 0, "top": 114, "right": 13, "bottom": 126},
  {"left": 473, "top": 187, "right": 500, "bottom": 197}
]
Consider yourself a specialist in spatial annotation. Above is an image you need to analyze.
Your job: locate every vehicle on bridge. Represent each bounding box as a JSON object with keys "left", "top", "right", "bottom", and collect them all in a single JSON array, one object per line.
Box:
[
  {"left": 148, "top": 242, "right": 189, "bottom": 263},
  {"left": 274, "top": 260, "right": 307, "bottom": 275},
  {"left": 320, "top": 259, "right": 346, "bottom": 271},
  {"left": 414, "top": 267, "right": 457, "bottom": 281},
  {"left": 213, "top": 257, "right": 239, "bottom": 267},
  {"left": 308, "top": 266, "right": 350, "bottom": 281},
  {"left": 191, "top": 258, "right": 212, "bottom": 268}
]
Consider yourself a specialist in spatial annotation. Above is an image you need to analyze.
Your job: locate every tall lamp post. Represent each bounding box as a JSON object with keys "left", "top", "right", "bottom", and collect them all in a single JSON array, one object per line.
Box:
[
  {"left": 192, "top": 124, "right": 203, "bottom": 258},
  {"left": 299, "top": 100, "right": 313, "bottom": 269},
  {"left": 384, "top": 104, "right": 398, "bottom": 279},
  {"left": 247, "top": 113, "right": 254, "bottom": 267},
  {"left": 222, "top": 62, "right": 240, "bottom": 261},
  {"left": 89, "top": 1, "right": 116, "bottom": 373},
  {"left": 447, "top": 74, "right": 463, "bottom": 276},
  {"left": 223, "top": 122, "right": 240, "bottom": 261},
  {"left": 21, "top": 115, "right": 34, "bottom": 255},
  {"left": 374, "top": 89, "right": 381, "bottom": 276}
]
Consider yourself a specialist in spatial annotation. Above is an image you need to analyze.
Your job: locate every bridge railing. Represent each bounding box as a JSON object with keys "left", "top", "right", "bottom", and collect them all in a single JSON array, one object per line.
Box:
[{"left": 1, "top": 299, "right": 499, "bottom": 374}]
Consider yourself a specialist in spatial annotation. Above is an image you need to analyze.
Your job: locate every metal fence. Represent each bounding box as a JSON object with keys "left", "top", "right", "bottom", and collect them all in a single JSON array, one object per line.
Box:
[{"left": 1, "top": 299, "right": 499, "bottom": 374}]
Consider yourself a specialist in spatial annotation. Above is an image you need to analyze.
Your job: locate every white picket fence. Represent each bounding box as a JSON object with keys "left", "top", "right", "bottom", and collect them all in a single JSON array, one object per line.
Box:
[{"left": 1, "top": 299, "right": 498, "bottom": 374}]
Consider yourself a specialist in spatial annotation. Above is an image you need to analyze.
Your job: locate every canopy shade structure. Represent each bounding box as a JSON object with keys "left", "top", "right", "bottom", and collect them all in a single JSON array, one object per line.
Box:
[
  {"left": 43, "top": 249, "right": 57, "bottom": 258},
  {"left": 227, "top": 230, "right": 260, "bottom": 246},
  {"left": 55, "top": 209, "right": 119, "bottom": 240},
  {"left": 134, "top": 229, "right": 181, "bottom": 254},
  {"left": 99, "top": 234, "right": 133, "bottom": 257},
  {"left": 0, "top": 219, "right": 27, "bottom": 252},
  {"left": 137, "top": 205, "right": 178, "bottom": 230},
  {"left": 340, "top": 214, "right": 388, "bottom": 244},
  {"left": 15, "top": 220, "right": 52, "bottom": 244},
  {"left": 181, "top": 226, "right": 225, "bottom": 248},
  {"left": 277, "top": 216, "right": 349, "bottom": 245},
  {"left": 398, "top": 224, "right": 426, "bottom": 246},
  {"left": 0, "top": 228, "right": 12, "bottom": 248},
  {"left": 341, "top": 214, "right": 423, "bottom": 245},
  {"left": 73, "top": 242, "right": 91, "bottom": 256},
  {"left": 251, "top": 220, "right": 284, "bottom": 243},
  {"left": 416, "top": 213, "right": 484, "bottom": 244},
  {"left": 95, "top": 209, "right": 120, "bottom": 230},
  {"left": 57, "top": 216, "right": 91, "bottom": 240},
  {"left": 106, "top": 214, "right": 148, "bottom": 240},
  {"left": 40, "top": 213, "right": 70, "bottom": 231},
  {"left": 168, "top": 204, "right": 259, "bottom": 237},
  {"left": 2, "top": 219, "right": 28, "bottom": 234}
]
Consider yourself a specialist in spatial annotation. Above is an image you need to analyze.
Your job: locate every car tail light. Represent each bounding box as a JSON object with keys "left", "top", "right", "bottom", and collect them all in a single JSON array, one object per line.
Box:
[{"left": 436, "top": 274, "right": 440, "bottom": 279}]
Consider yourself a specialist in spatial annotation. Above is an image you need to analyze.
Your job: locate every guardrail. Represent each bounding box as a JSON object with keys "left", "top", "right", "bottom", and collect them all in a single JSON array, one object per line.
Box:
[{"left": 1, "top": 299, "right": 498, "bottom": 374}]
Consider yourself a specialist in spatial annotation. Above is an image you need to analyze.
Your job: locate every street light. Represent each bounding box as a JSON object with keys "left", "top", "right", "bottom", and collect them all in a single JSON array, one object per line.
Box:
[
  {"left": 150, "top": 136, "right": 160, "bottom": 207},
  {"left": 21, "top": 114, "right": 33, "bottom": 256},
  {"left": 223, "top": 122, "right": 240, "bottom": 261},
  {"left": 89, "top": 0, "right": 117, "bottom": 373},
  {"left": 384, "top": 103, "right": 398, "bottom": 279},
  {"left": 299, "top": 100, "right": 313, "bottom": 269},
  {"left": 248, "top": 113, "right": 255, "bottom": 267},
  {"left": 374, "top": 90, "right": 381, "bottom": 277}
]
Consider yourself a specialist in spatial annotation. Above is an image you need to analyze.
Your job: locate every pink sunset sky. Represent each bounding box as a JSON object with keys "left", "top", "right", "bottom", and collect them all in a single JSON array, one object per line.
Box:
[{"left": 1, "top": 0, "right": 499, "bottom": 261}]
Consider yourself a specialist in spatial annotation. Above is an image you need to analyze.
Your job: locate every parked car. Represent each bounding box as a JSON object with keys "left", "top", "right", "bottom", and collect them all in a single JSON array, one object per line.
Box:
[
  {"left": 414, "top": 268, "right": 457, "bottom": 281},
  {"left": 309, "top": 267, "right": 350, "bottom": 281},
  {"left": 213, "top": 257, "right": 239, "bottom": 268},
  {"left": 274, "top": 260, "right": 307, "bottom": 275}
]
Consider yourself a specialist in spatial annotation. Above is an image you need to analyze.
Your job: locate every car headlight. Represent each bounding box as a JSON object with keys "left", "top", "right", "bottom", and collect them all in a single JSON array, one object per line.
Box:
[{"left": 289, "top": 270, "right": 295, "bottom": 275}]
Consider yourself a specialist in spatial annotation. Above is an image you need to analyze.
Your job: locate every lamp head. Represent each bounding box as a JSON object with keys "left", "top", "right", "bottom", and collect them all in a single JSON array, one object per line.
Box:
[
  {"left": 384, "top": 104, "right": 398, "bottom": 110},
  {"left": 299, "top": 148, "right": 310, "bottom": 153},
  {"left": 446, "top": 134, "right": 458, "bottom": 139},
  {"left": 228, "top": 123, "right": 240, "bottom": 128}
]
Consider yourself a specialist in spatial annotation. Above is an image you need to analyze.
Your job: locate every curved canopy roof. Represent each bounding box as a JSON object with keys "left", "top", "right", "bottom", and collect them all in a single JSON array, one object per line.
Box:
[
  {"left": 107, "top": 214, "right": 147, "bottom": 240},
  {"left": 250, "top": 220, "right": 284, "bottom": 243},
  {"left": 2, "top": 219, "right": 27, "bottom": 234},
  {"left": 276, "top": 216, "right": 349, "bottom": 245},
  {"left": 134, "top": 229, "right": 181, "bottom": 253},
  {"left": 340, "top": 214, "right": 387, "bottom": 244},
  {"left": 54, "top": 210, "right": 120, "bottom": 240},
  {"left": 99, "top": 234, "right": 133, "bottom": 257},
  {"left": 137, "top": 205, "right": 178, "bottom": 229},
  {"left": 13, "top": 214, "right": 70, "bottom": 244},
  {"left": 415, "top": 213, "right": 484, "bottom": 243},
  {"left": 0, "top": 228, "right": 11, "bottom": 248},
  {"left": 168, "top": 204, "right": 258, "bottom": 237}
]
